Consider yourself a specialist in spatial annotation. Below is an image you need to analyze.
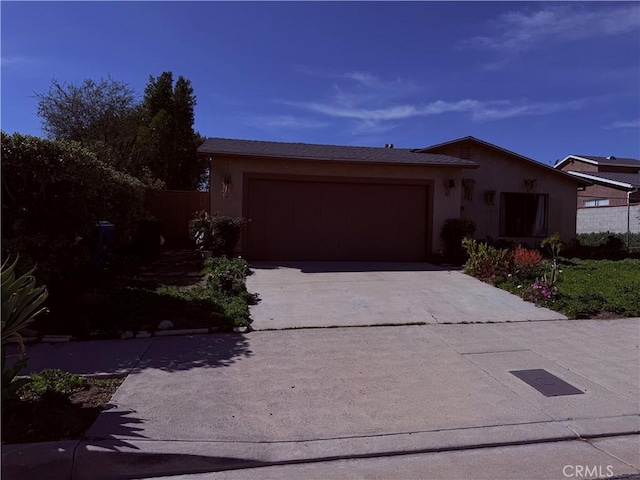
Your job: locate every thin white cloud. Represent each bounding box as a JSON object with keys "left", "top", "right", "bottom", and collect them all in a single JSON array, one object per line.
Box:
[
  {"left": 285, "top": 98, "right": 586, "bottom": 124},
  {"left": 464, "top": 4, "right": 640, "bottom": 54},
  {"left": 295, "top": 65, "right": 419, "bottom": 93},
  {"left": 244, "top": 114, "right": 329, "bottom": 130},
  {"left": 288, "top": 65, "right": 588, "bottom": 134},
  {"left": 1, "top": 55, "right": 39, "bottom": 68},
  {"left": 603, "top": 119, "right": 640, "bottom": 130}
]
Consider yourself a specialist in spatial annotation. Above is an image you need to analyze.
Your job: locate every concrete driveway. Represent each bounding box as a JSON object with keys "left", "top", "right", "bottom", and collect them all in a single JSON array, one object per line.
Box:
[{"left": 247, "top": 262, "right": 565, "bottom": 330}]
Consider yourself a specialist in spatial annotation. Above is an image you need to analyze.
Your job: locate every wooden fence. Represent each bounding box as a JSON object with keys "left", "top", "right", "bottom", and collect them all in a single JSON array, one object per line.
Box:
[{"left": 145, "top": 190, "right": 210, "bottom": 249}]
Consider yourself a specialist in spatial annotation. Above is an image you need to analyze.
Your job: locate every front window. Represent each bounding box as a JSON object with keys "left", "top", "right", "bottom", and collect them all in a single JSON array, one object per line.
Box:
[
  {"left": 583, "top": 198, "right": 610, "bottom": 207},
  {"left": 500, "top": 193, "right": 548, "bottom": 237}
]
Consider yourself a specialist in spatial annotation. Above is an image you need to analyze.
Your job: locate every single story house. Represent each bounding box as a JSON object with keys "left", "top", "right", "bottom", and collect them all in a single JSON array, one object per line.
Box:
[
  {"left": 554, "top": 154, "right": 640, "bottom": 208},
  {"left": 197, "top": 136, "right": 588, "bottom": 261}
]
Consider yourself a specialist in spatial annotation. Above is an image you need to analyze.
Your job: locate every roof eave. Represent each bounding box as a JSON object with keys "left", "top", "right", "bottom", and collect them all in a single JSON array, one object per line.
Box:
[
  {"left": 197, "top": 150, "right": 479, "bottom": 168},
  {"left": 566, "top": 171, "right": 636, "bottom": 190},
  {"left": 419, "top": 137, "right": 590, "bottom": 186}
]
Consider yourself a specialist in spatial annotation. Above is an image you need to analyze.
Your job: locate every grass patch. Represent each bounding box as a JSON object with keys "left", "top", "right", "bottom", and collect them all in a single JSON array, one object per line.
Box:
[
  {"left": 552, "top": 258, "right": 640, "bottom": 319},
  {"left": 3, "top": 369, "right": 123, "bottom": 443},
  {"left": 496, "top": 258, "right": 640, "bottom": 319}
]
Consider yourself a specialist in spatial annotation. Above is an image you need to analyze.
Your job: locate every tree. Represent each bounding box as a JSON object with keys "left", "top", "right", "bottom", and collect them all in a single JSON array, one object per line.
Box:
[
  {"left": 138, "top": 72, "right": 208, "bottom": 190},
  {"left": 35, "top": 77, "right": 147, "bottom": 175},
  {"left": 35, "top": 73, "right": 208, "bottom": 190}
]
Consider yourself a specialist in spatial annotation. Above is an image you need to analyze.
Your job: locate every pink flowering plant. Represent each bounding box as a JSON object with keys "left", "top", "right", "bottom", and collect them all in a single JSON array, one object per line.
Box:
[{"left": 523, "top": 279, "right": 558, "bottom": 307}]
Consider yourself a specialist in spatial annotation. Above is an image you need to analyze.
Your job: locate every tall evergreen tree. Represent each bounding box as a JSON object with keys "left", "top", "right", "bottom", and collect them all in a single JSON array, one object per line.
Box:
[{"left": 139, "top": 72, "right": 208, "bottom": 190}]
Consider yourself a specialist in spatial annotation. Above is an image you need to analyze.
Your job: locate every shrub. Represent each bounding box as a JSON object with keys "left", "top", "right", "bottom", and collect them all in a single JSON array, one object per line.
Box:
[
  {"left": 462, "top": 238, "right": 511, "bottom": 282},
  {"left": 204, "top": 257, "right": 256, "bottom": 327},
  {"left": 189, "top": 211, "right": 247, "bottom": 257},
  {"left": 573, "top": 233, "right": 635, "bottom": 259},
  {"left": 512, "top": 246, "right": 545, "bottom": 280},
  {"left": 204, "top": 256, "right": 253, "bottom": 295},
  {"left": 440, "top": 219, "right": 476, "bottom": 263},
  {"left": 577, "top": 232, "right": 640, "bottom": 252},
  {"left": 1, "top": 132, "right": 146, "bottom": 286}
]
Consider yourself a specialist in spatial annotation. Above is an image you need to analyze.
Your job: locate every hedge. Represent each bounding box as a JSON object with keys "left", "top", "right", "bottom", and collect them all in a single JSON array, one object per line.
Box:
[{"left": 1, "top": 132, "right": 146, "bottom": 286}]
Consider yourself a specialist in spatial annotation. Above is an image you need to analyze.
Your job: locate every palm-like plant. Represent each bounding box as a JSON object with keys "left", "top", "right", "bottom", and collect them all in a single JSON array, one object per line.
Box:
[{"left": 1, "top": 257, "right": 49, "bottom": 400}]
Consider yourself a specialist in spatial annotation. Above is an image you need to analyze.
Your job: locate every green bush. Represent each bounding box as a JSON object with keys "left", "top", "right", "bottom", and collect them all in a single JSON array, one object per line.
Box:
[
  {"left": 576, "top": 232, "right": 640, "bottom": 257},
  {"left": 1, "top": 132, "right": 146, "bottom": 286},
  {"left": 203, "top": 257, "right": 253, "bottom": 295},
  {"left": 189, "top": 211, "right": 247, "bottom": 257},
  {"left": 462, "top": 238, "right": 511, "bottom": 282},
  {"left": 20, "top": 369, "right": 85, "bottom": 401},
  {"left": 440, "top": 219, "right": 476, "bottom": 263}
]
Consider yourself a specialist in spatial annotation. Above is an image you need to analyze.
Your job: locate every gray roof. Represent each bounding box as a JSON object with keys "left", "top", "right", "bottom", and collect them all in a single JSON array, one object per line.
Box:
[
  {"left": 567, "top": 170, "right": 640, "bottom": 189},
  {"left": 198, "top": 138, "right": 478, "bottom": 167},
  {"left": 556, "top": 154, "right": 640, "bottom": 170},
  {"left": 574, "top": 155, "right": 640, "bottom": 167}
]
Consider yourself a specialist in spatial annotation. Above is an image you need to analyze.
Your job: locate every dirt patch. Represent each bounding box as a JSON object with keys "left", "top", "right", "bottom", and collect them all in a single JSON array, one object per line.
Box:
[
  {"left": 2, "top": 377, "right": 123, "bottom": 444},
  {"left": 125, "top": 250, "right": 205, "bottom": 288}
]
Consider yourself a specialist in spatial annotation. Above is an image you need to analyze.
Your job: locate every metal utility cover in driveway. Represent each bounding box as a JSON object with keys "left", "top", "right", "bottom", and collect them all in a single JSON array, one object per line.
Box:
[{"left": 510, "top": 369, "right": 584, "bottom": 397}]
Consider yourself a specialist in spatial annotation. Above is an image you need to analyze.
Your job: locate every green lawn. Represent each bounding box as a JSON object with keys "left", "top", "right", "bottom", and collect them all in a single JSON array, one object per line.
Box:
[{"left": 551, "top": 258, "right": 640, "bottom": 318}]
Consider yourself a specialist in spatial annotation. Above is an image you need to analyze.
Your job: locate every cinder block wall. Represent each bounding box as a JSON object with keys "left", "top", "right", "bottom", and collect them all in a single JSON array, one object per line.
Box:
[{"left": 577, "top": 205, "right": 640, "bottom": 234}]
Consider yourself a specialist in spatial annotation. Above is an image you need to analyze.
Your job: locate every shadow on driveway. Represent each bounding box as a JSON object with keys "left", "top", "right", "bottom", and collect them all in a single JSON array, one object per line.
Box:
[
  {"left": 133, "top": 334, "right": 253, "bottom": 372},
  {"left": 249, "top": 261, "right": 453, "bottom": 273}
]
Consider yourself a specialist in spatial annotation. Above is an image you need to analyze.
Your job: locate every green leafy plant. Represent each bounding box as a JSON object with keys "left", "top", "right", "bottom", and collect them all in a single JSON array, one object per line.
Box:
[
  {"left": 440, "top": 218, "right": 476, "bottom": 263},
  {"left": 462, "top": 237, "right": 511, "bottom": 282},
  {"left": 1, "top": 257, "right": 49, "bottom": 401},
  {"left": 189, "top": 211, "right": 248, "bottom": 257},
  {"left": 541, "top": 233, "right": 564, "bottom": 287},
  {"left": 19, "top": 369, "right": 86, "bottom": 401},
  {"left": 204, "top": 257, "right": 253, "bottom": 295}
]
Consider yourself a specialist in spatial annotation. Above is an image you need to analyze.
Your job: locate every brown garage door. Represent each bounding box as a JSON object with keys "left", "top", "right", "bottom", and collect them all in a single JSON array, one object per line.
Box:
[{"left": 245, "top": 178, "right": 428, "bottom": 261}]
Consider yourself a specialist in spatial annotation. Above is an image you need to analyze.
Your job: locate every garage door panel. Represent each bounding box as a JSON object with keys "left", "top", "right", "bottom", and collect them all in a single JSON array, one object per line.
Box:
[
  {"left": 320, "top": 190, "right": 348, "bottom": 260},
  {"left": 246, "top": 178, "right": 428, "bottom": 261}
]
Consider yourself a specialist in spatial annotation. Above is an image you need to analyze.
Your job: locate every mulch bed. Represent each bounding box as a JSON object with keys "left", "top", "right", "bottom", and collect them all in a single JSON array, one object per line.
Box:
[{"left": 2, "top": 377, "right": 123, "bottom": 444}]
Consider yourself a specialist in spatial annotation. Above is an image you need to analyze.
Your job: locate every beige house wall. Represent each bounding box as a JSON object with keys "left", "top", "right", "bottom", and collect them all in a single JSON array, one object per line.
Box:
[
  {"left": 208, "top": 154, "right": 467, "bottom": 255},
  {"left": 429, "top": 143, "right": 580, "bottom": 246}
]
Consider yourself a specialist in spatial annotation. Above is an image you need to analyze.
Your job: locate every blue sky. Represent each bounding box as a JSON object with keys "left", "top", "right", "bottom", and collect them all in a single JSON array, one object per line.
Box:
[{"left": 2, "top": 1, "right": 639, "bottom": 165}]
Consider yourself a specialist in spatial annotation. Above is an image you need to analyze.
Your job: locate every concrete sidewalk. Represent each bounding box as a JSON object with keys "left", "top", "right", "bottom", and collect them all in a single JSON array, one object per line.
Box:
[
  {"left": 3, "top": 319, "right": 639, "bottom": 479},
  {"left": 4, "top": 435, "right": 639, "bottom": 479},
  {"left": 247, "top": 262, "right": 566, "bottom": 330}
]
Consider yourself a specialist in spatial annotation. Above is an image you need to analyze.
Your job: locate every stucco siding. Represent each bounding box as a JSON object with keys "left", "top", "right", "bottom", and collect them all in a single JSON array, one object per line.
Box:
[
  {"left": 210, "top": 155, "right": 465, "bottom": 255},
  {"left": 430, "top": 143, "right": 579, "bottom": 245}
]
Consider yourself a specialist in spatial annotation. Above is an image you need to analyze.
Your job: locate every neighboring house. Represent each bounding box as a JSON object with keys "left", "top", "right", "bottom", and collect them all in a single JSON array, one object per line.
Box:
[
  {"left": 554, "top": 154, "right": 640, "bottom": 208},
  {"left": 197, "top": 136, "right": 587, "bottom": 261},
  {"left": 554, "top": 154, "right": 640, "bottom": 235}
]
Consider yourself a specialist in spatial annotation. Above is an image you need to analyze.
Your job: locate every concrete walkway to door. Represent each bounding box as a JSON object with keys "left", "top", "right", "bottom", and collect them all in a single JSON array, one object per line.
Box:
[{"left": 247, "top": 262, "right": 565, "bottom": 330}]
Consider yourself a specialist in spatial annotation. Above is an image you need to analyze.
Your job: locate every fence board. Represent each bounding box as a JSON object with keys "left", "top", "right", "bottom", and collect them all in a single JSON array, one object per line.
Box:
[{"left": 145, "top": 190, "right": 210, "bottom": 249}]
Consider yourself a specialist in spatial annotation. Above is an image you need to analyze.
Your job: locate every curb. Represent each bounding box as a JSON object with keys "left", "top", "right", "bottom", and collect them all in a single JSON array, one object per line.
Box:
[
  {"left": 3, "top": 420, "right": 638, "bottom": 480},
  {"left": 25, "top": 326, "right": 253, "bottom": 345}
]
